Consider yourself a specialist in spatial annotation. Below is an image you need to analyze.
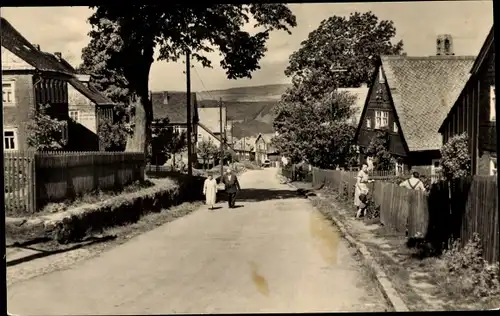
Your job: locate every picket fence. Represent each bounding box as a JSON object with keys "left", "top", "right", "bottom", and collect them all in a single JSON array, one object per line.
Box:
[
  {"left": 306, "top": 168, "right": 499, "bottom": 264},
  {"left": 4, "top": 151, "right": 145, "bottom": 215}
]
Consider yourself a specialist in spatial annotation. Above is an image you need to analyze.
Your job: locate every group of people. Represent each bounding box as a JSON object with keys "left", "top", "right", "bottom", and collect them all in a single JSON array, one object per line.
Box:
[
  {"left": 354, "top": 163, "right": 426, "bottom": 218},
  {"left": 202, "top": 167, "right": 241, "bottom": 210}
]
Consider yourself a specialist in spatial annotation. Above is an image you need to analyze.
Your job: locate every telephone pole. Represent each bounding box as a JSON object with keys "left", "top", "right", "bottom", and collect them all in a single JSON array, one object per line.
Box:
[
  {"left": 186, "top": 50, "right": 193, "bottom": 177},
  {"left": 219, "top": 97, "right": 224, "bottom": 177}
]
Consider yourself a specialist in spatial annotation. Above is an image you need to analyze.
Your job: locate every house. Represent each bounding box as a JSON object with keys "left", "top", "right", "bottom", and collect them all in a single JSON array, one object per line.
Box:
[
  {"left": 255, "top": 133, "right": 277, "bottom": 165},
  {"left": 151, "top": 91, "right": 199, "bottom": 159},
  {"left": 354, "top": 36, "right": 474, "bottom": 175},
  {"left": 438, "top": 26, "right": 496, "bottom": 176},
  {"left": 232, "top": 137, "right": 254, "bottom": 160},
  {"left": 43, "top": 52, "right": 115, "bottom": 151},
  {"left": 197, "top": 102, "right": 227, "bottom": 144},
  {"left": 1, "top": 17, "right": 113, "bottom": 152}
]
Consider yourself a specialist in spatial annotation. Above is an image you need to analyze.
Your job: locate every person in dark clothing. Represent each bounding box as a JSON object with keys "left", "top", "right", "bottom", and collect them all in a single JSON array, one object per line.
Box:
[{"left": 222, "top": 168, "right": 241, "bottom": 208}]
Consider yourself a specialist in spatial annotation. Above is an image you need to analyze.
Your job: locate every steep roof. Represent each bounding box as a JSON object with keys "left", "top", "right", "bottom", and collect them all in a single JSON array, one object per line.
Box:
[
  {"left": 152, "top": 91, "right": 197, "bottom": 124},
  {"left": 0, "top": 17, "right": 71, "bottom": 75},
  {"left": 381, "top": 55, "right": 475, "bottom": 151}
]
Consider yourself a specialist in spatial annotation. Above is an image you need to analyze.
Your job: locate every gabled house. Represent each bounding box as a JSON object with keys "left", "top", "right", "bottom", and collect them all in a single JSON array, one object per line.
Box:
[
  {"left": 255, "top": 133, "right": 277, "bottom": 165},
  {"left": 439, "top": 26, "right": 496, "bottom": 176},
  {"left": 354, "top": 47, "right": 474, "bottom": 175},
  {"left": 233, "top": 137, "right": 254, "bottom": 161},
  {"left": 151, "top": 91, "right": 199, "bottom": 156},
  {"left": 1, "top": 17, "right": 114, "bottom": 152},
  {"left": 43, "top": 52, "right": 115, "bottom": 151},
  {"left": 197, "top": 103, "right": 227, "bottom": 144}
]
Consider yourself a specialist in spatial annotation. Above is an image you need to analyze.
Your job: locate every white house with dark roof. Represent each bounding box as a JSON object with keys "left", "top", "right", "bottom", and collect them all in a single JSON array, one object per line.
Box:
[{"left": 354, "top": 38, "right": 475, "bottom": 174}]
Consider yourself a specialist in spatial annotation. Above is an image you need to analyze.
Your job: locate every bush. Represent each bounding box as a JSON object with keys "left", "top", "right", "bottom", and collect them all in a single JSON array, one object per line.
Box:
[
  {"left": 440, "top": 233, "right": 500, "bottom": 298},
  {"left": 440, "top": 132, "right": 471, "bottom": 180}
]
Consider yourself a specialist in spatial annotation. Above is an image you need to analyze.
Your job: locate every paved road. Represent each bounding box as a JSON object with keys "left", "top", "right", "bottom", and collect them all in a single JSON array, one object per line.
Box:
[{"left": 7, "top": 168, "right": 388, "bottom": 314}]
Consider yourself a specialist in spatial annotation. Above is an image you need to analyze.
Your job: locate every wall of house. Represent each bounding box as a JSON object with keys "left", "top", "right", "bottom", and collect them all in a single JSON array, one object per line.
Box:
[
  {"left": 255, "top": 138, "right": 267, "bottom": 164},
  {"left": 198, "top": 107, "right": 226, "bottom": 135},
  {"left": 68, "top": 84, "right": 96, "bottom": 132},
  {"left": 197, "top": 126, "right": 221, "bottom": 147},
  {"left": 356, "top": 67, "right": 408, "bottom": 158},
  {"left": 2, "top": 73, "right": 35, "bottom": 151},
  {"left": 441, "top": 39, "right": 495, "bottom": 176}
]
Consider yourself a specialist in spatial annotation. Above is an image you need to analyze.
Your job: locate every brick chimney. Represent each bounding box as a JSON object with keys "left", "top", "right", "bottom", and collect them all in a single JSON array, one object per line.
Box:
[
  {"left": 34, "top": 44, "right": 40, "bottom": 50},
  {"left": 76, "top": 74, "right": 90, "bottom": 86},
  {"left": 360, "top": 83, "right": 368, "bottom": 88},
  {"left": 54, "top": 52, "right": 62, "bottom": 61},
  {"left": 163, "top": 92, "right": 169, "bottom": 105},
  {"left": 436, "top": 34, "right": 454, "bottom": 56}
]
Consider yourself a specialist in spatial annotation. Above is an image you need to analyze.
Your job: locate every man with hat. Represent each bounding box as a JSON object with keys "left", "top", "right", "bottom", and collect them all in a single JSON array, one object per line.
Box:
[{"left": 222, "top": 167, "right": 241, "bottom": 208}]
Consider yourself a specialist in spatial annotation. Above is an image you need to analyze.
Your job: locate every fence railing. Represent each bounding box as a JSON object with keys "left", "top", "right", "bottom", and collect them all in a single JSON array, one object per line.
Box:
[
  {"left": 4, "top": 151, "right": 145, "bottom": 215},
  {"left": 308, "top": 168, "right": 499, "bottom": 264}
]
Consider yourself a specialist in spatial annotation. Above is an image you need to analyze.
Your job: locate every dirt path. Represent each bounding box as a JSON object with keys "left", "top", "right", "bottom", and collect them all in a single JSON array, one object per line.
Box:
[{"left": 7, "top": 168, "right": 388, "bottom": 314}]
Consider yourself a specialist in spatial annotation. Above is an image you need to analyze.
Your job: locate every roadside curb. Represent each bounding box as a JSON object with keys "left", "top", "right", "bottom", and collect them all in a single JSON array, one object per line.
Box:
[{"left": 285, "top": 181, "right": 410, "bottom": 312}]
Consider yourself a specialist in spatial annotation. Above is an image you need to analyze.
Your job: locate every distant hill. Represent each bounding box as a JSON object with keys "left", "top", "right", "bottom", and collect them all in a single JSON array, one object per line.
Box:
[{"left": 196, "top": 84, "right": 291, "bottom": 137}]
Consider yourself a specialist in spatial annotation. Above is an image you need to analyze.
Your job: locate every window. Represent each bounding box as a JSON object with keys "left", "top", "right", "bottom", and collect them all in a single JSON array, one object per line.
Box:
[
  {"left": 378, "top": 68, "right": 385, "bottom": 83},
  {"left": 375, "top": 110, "right": 389, "bottom": 129},
  {"left": 366, "top": 118, "right": 371, "bottom": 128},
  {"left": 431, "top": 159, "right": 441, "bottom": 176},
  {"left": 490, "top": 85, "right": 496, "bottom": 121},
  {"left": 4, "top": 129, "right": 18, "bottom": 151},
  {"left": 393, "top": 122, "right": 398, "bottom": 132},
  {"left": 69, "top": 110, "right": 79, "bottom": 122},
  {"left": 2, "top": 81, "right": 15, "bottom": 106},
  {"left": 490, "top": 157, "right": 497, "bottom": 176}
]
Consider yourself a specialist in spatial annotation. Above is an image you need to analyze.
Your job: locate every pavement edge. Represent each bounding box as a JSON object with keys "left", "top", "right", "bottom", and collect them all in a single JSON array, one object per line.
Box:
[{"left": 285, "top": 181, "right": 410, "bottom": 312}]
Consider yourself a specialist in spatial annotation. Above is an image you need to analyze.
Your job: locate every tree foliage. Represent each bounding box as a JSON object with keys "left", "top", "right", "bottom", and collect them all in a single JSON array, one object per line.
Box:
[
  {"left": 282, "top": 11, "right": 403, "bottom": 105},
  {"left": 198, "top": 139, "right": 219, "bottom": 169},
  {"left": 82, "top": 5, "right": 296, "bottom": 155},
  {"left": 26, "top": 104, "right": 68, "bottom": 151},
  {"left": 150, "top": 119, "right": 187, "bottom": 165},
  {"left": 440, "top": 132, "right": 471, "bottom": 180},
  {"left": 272, "top": 91, "right": 358, "bottom": 169},
  {"left": 365, "top": 130, "right": 395, "bottom": 171},
  {"left": 98, "top": 116, "right": 129, "bottom": 151}
]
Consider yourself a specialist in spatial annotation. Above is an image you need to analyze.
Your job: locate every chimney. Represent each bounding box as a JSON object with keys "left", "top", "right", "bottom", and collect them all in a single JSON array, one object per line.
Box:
[
  {"left": 360, "top": 83, "right": 368, "bottom": 88},
  {"left": 76, "top": 74, "right": 90, "bottom": 85},
  {"left": 54, "top": 52, "right": 62, "bottom": 60},
  {"left": 436, "top": 34, "right": 454, "bottom": 56},
  {"left": 34, "top": 44, "right": 40, "bottom": 50}
]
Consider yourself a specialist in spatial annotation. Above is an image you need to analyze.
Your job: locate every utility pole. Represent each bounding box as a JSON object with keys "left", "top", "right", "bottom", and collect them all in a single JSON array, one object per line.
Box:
[
  {"left": 186, "top": 50, "right": 192, "bottom": 177},
  {"left": 219, "top": 97, "right": 224, "bottom": 177}
]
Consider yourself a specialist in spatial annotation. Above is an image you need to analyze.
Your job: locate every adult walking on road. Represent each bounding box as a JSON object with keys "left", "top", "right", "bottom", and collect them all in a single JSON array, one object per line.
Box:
[{"left": 222, "top": 167, "right": 241, "bottom": 208}]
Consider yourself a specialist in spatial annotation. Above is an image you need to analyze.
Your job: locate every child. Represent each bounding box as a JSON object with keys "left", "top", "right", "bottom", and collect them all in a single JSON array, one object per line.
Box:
[{"left": 203, "top": 172, "right": 218, "bottom": 210}]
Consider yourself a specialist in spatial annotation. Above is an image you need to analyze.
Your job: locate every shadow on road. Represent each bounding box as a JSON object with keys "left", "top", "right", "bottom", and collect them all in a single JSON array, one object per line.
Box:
[
  {"left": 6, "top": 235, "right": 116, "bottom": 267},
  {"left": 235, "top": 188, "right": 303, "bottom": 202}
]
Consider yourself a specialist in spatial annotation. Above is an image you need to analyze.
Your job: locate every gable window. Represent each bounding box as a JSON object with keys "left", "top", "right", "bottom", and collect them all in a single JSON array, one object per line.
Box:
[
  {"left": 393, "top": 122, "right": 398, "bottom": 132},
  {"left": 375, "top": 110, "right": 389, "bottom": 129},
  {"left": 2, "top": 81, "right": 15, "bottom": 106},
  {"left": 4, "top": 129, "right": 18, "bottom": 151},
  {"left": 490, "top": 85, "right": 496, "bottom": 121},
  {"left": 378, "top": 68, "right": 385, "bottom": 84},
  {"left": 69, "top": 110, "right": 79, "bottom": 122},
  {"left": 366, "top": 118, "right": 371, "bottom": 128},
  {"left": 490, "top": 157, "right": 497, "bottom": 176}
]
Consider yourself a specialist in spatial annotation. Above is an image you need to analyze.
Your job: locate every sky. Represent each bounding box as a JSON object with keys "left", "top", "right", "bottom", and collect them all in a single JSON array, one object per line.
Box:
[{"left": 1, "top": 1, "right": 493, "bottom": 92}]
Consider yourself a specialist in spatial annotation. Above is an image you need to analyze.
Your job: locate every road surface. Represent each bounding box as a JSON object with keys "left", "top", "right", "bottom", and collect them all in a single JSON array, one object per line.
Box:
[{"left": 7, "top": 168, "right": 388, "bottom": 314}]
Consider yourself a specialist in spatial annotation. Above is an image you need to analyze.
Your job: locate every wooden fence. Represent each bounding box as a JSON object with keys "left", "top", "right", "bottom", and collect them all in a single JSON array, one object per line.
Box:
[
  {"left": 4, "top": 151, "right": 145, "bottom": 215},
  {"left": 309, "top": 168, "right": 499, "bottom": 263}
]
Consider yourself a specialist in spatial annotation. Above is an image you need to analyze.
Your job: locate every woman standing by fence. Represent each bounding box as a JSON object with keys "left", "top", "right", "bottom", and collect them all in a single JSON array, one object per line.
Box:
[{"left": 354, "top": 163, "right": 374, "bottom": 218}]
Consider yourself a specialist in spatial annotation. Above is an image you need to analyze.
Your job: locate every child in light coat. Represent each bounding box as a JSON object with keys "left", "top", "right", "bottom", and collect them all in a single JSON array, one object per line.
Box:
[{"left": 203, "top": 172, "right": 218, "bottom": 210}]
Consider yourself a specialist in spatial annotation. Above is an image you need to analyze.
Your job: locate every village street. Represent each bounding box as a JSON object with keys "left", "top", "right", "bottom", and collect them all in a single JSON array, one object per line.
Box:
[{"left": 7, "top": 168, "right": 388, "bottom": 314}]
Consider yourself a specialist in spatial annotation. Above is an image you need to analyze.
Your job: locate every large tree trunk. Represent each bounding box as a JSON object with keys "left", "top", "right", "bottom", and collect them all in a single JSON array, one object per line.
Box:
[{"left": 124, "top": 48, "right": 154, "bottom": 157}]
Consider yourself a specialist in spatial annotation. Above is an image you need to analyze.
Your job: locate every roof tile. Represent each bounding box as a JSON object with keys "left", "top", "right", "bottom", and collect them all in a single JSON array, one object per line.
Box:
[
  {"left": 381, "top": 55, "right": 475, "bottom": 151},
  {"left": 152, "top": 91, "right": 197, "bottom": 123}
]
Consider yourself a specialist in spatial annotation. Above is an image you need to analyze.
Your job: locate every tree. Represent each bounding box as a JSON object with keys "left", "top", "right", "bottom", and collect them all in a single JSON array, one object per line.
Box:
[
  {"left": 82, "top": 5, "right": 296, "bottom": 155},
  {"left": 282, "top": 11, "right": 403, "bottom": 105},
  {"left": 272, "top": 90, "right": 358, "bottom": 169},
  {"left": 440, "top": 132, "right": 471, "bottom": 180},
  {"left": 364, "top": 130, "right": 395, "bottom": 171},
  {"left": 26, "top": 104, "right": 68, "bottom": 151},
  {"left": 197, "top": 139, "right": 219, "bottom": 170},
  {"left": 98, "top": 116, "right": 129, "bottom": 151},
  {"left": 150, "top": 118, "right": 187, "bottom": 165}
]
